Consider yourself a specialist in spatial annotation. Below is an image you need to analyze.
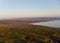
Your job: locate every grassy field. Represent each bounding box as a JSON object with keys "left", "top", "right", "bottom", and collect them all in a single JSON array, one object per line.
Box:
[{"left": 0, "top": 20, "right": 60, "bottom": 43}]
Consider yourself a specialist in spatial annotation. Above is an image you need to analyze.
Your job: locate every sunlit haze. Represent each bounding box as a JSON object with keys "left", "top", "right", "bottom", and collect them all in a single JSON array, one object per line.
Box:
[{"left": 0, "top": 0, "right": 60, "bottom": 19}]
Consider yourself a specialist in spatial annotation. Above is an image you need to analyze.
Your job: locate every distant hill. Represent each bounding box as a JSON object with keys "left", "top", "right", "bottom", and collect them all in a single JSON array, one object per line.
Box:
[
  {"left": 1, "top": 17, "right": 60, "bottom": 22},
  {"left": 10, "top": 17, "right": 60, "bottom": 21}
]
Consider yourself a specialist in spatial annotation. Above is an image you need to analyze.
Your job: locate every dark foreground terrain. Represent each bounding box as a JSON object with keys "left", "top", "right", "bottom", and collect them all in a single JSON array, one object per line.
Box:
[{"left": 0, "top": 20, "right": 60, "bottom": 43}]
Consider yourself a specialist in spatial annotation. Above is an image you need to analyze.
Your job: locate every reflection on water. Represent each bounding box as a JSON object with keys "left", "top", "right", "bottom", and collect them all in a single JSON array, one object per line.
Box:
[{"left": 32, "top": 20, "right": 60, "bottom": 28}]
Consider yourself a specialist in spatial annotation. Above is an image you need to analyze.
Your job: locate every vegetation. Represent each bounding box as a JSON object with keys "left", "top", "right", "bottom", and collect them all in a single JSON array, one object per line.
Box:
[{"left": 0, "top": 21, "right": 59, "bottom": 43}]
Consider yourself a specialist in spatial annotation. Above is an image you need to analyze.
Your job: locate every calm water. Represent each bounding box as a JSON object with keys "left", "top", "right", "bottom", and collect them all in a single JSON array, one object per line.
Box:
[{"left": 32, "top": 20, "right": 60, "bottom": 28}]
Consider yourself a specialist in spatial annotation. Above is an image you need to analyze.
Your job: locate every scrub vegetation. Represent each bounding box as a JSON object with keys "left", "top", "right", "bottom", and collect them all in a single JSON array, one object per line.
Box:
[{"left": 0, "top": 20, "right": 60, "bottom": 43}]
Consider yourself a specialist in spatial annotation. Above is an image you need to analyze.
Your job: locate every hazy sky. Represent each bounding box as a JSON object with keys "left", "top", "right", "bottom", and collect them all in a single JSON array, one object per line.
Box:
[{"left": 0, "top": 0, "right": 60, "bottom": 18}]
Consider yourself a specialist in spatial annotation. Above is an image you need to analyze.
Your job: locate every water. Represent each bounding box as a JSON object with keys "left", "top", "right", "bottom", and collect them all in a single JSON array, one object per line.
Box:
[{"left": 32, "top": 20, "right": 60, "bottom": 28}]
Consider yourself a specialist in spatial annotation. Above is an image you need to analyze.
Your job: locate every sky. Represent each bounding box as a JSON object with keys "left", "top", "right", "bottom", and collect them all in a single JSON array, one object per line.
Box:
[{"left": 0, "top": 0, "right": 60, "bottom": 19}]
